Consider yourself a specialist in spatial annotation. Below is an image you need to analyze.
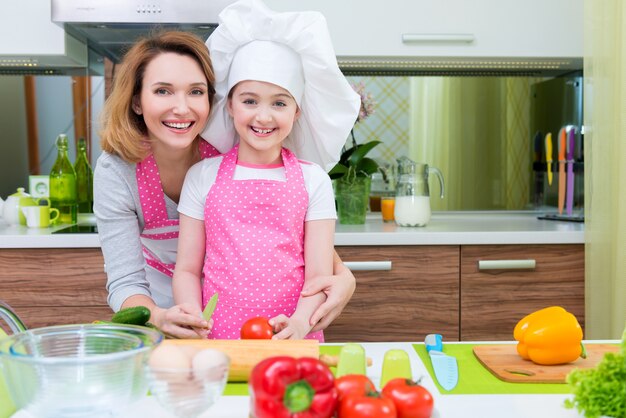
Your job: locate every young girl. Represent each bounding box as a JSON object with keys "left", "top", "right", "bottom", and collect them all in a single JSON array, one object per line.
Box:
[{"left": 173, "top": 0, "right": 360, "bottom": 340}]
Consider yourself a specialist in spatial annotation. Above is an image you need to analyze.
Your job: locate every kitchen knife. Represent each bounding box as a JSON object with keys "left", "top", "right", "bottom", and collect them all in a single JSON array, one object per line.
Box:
[
  {"left": 425, "top": 333, "right": 458, "bottom": 391},
  {"left": 566, "top": 126, "right": 576, "bottom": 216},
  {"left": 558, "top": 128, "right": 566, "bottom": 214},
  {"left": 545, "top": 133, "right": 553, "bottom": 186},
  {"left": 202, "top": 293, "right": 219, "bottom": 322}
]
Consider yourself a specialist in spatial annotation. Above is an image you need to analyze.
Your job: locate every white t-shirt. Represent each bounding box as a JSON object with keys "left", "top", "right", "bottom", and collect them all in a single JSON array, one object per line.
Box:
[{"left": 178, "top": 155, "right": 337, "bottom": 221}]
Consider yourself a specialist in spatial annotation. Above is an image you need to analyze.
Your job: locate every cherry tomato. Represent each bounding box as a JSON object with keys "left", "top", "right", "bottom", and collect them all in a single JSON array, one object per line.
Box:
[
  {"left": 335, "top": 374, "right": 376, "bottom": 400},
  {"left": 382, "top": 378, "right": 434, "bottom": 418},
  {"left": 240, "top": 317, "right": 273, "bottom": 339},
  {"left": 339, "top": 391, "right": 397, "bottom": 418}
]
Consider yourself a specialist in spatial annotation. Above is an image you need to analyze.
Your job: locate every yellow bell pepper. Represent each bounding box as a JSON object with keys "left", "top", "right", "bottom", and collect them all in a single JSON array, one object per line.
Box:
[{"left": 513, "top": 306, "right": 585, "bottom": 365}]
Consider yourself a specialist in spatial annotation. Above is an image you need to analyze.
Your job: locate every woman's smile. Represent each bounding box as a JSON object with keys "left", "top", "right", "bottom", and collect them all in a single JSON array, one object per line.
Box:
[{"left": 163, "top": 120, "right": 195, "bottom": 132}]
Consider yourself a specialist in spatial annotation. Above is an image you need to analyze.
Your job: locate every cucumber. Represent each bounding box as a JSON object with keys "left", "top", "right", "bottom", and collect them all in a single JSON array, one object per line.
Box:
[{"left": 110, "top": 306, "right": 151, "bottom": 326}]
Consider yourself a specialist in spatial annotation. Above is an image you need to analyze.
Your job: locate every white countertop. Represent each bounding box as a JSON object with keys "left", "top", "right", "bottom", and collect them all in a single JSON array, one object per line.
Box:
[
  {"left": 10, "top": 341, "right": 598, "bottom": 418},
  {"left": 0, "top": 212, "right": 584, "bottom": 249}
]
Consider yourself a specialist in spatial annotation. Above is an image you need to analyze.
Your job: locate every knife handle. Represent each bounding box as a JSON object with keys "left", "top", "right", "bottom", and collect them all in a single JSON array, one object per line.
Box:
[{"left": 425, "top": 333, "right": 443, "bottom": 353}]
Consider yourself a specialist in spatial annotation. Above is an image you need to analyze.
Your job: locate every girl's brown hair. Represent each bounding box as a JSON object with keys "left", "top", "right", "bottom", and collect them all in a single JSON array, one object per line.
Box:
[{"left": 99, "top": 31, "right": 215, "bottom": 163}]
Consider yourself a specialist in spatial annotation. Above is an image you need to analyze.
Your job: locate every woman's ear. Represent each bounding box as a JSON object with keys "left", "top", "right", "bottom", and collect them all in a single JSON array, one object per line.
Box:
[
  {"left": 294, "top": 106, "right": 302, "bottom": 122},
  {"left": 132, "top": 96, "right": 142, "bottom": 115}
]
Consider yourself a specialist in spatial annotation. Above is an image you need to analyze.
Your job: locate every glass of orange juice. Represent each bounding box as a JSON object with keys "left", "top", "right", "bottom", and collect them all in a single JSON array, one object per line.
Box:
[{"left": 381, "top": 196, "right": 395, "bottom": 222}]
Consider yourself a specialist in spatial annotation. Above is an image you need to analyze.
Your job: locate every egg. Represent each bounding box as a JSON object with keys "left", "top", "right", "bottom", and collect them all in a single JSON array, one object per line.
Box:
[
  {"left": 178, "top": 344, "right": 201, "bottom": 359},
  {"left": 191, "top": 349, "right": 230, "bottom": 381},
  {"left": 149, "top": 344, "right": 192, "bottom": 369}
]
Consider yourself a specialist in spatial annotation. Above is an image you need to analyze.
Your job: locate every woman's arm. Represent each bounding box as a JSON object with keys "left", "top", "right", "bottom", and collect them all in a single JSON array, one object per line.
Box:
[
  {"left": 301, "top": 249, "right": 356, "bottom": 332},
  {"left": 94, "top": 154, "right": 153, "bottom": 311},
  {"left": 271, "top": 219, "right": 335, "bottom": 339}
]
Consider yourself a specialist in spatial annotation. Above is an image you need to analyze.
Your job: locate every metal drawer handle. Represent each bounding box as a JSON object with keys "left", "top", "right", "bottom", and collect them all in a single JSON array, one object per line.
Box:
[
  {"left": 478, "top": 260, "right": 536, "bottom": 271},
  {"left": 343, "top": 261, "right": 392, "bottom": 271},
  {"left": 402, "top": 33, "right": 475, "bottom": 43}
]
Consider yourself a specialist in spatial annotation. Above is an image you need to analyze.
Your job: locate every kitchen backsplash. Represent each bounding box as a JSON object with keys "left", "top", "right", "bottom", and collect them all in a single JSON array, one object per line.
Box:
[
  {"left": 344, "top": 75, "right": 583, "bottom": 212},
  {"left": 2, "top": 74, "right": 582, "bottom": 212},
  {"left": 346, "top": 76, "right": 410, "bottom": 163}
]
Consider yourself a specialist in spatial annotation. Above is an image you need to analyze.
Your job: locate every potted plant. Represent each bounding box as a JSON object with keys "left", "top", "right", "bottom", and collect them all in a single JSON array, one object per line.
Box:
[{"left": 328, "top": 82, "right": 380, "bottom": 224}]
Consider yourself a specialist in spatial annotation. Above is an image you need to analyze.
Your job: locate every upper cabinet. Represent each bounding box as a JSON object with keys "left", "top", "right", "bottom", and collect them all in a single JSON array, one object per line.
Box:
[
  {"left": 265, "top": 0, "right": 583, "bottom": 59},
  {"left": 0, "top": 0, "right": 88, "bottom": 74}
]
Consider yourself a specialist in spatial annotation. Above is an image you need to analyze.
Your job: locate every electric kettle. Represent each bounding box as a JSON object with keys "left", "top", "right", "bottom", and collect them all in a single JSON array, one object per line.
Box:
[{"left": 395, "top": 157, "right": 444, "bottom": 227}]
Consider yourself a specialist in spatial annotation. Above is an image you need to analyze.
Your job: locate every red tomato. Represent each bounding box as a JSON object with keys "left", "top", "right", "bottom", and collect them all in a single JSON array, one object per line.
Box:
[
  {"left": 382, "top": 378, "right": 434, "bottom": 418},
  {"left": 335, "top": 374, "right": 376, "bottom": 400},
  {"left": 339, "top": 392, "right": 397, "bottom": 418},
  {"left": 240, "top": 317, "right": 273, "bottom": 339}
]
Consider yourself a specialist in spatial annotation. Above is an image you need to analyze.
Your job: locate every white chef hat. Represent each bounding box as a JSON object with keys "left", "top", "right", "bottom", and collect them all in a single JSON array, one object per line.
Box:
[{"left": 200, "top": 0, "right": 361, "bottom": 170}]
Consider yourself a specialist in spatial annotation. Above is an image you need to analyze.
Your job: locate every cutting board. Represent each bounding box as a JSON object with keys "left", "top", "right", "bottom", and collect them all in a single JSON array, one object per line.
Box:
[
  {"left": 164, "top": 339, "right": 319, "bottom": 382},
  {"left": 473, "top": 344, "right": 619, "bottom": 383}
]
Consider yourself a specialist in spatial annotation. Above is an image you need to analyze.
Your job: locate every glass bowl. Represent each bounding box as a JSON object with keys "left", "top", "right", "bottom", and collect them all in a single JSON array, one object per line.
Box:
[
  {"left": 0, "top": 323, "right": 163, "bottom": 418},
  {"left": 146, "top": 349, "right": 230, "bottom": 418}
]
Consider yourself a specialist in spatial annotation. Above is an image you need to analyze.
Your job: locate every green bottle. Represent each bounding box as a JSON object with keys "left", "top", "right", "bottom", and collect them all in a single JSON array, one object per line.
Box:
[
  {"left": 49, "top": 134, "right": 78, "bottom": 224},
  {"left": 74, "top": 138, "right": 93, "bottom": 214}
]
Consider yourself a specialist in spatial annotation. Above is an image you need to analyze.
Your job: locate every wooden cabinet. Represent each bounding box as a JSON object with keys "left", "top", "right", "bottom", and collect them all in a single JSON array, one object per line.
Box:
[
  {"left": 0, "top": 248, "right": 110, "bottom": 332},
  {"left": 0, "top": 244, "right": 584, "bottom": 342},
  {"left": 332, "top": 244, "right": 584, "bottom": 342},
  {"left": 460, "top": 244, "right": 585, "bottom": 341},
  {"left": 266, "top": 0, "right": 582, "bottom": 59},
  {"left": 327, "top": 246, "right": 460, "bottom": 343}
]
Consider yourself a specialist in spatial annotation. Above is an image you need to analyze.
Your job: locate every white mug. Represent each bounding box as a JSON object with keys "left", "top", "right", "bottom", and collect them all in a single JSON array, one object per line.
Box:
[{"left": 20, "top": 206, "right": 60, "bottom": 228}]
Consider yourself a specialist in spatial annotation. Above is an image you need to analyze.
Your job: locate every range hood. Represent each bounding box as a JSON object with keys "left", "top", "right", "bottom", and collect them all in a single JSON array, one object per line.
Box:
[{"left": 51, "top": 0, "right": 234, "bottom": 64}]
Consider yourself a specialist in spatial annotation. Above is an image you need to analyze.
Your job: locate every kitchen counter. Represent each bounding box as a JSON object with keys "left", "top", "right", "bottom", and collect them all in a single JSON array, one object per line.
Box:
[
  {"left": 6, "top": 341, "right": 602, "bottom": 418},
  {"left": 0, "top": 212, "right": 584, "bottom": 248}
]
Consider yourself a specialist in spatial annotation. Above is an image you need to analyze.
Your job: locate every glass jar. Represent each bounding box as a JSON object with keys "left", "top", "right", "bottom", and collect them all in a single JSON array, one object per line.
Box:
[{"left": 49, "top": 134, "right": 78, "bottom": 224}]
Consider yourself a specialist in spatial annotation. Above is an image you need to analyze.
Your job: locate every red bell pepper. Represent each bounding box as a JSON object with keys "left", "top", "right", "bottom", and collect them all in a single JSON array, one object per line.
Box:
[{"left": 249, "top": 356, "right": 339, "bottom": 418}]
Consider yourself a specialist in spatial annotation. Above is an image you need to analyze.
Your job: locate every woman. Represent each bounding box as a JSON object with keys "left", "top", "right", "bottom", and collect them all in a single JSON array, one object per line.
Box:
[{"left": 94, "top": 31, "right": 355, "bottom": 338}]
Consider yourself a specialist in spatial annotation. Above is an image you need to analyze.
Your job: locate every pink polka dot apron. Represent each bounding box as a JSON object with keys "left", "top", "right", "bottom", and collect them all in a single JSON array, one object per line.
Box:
[
  {"left": 203, "top": 145, "right": 323, "bottom": 341},
  {"left": 136, "top": 141, "right": 219, "bottom": 306}
]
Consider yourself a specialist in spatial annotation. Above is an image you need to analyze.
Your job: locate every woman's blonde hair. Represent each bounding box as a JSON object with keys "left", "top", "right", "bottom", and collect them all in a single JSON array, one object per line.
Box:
[{"left": 99, "top": 31, "right": 215, "bottom": 163}]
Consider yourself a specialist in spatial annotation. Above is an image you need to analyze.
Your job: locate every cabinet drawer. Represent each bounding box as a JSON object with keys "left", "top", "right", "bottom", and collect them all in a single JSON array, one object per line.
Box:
[
  {"left": 329, "top": 246, "right": 460, "bottom": 342},
  {"left": 460, "top": 244, "right": 584, "bottom": 341},
  {"left": 0, "top": 248, "right": 108, "bottom": 308}
]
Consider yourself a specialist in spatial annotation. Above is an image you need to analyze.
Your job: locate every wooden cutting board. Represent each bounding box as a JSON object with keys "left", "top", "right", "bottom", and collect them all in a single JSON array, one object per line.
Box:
[
  {"left": 473, "top": 344, "right": 619, "bottom": 383},
  {"left": 164, "top": 339, "right": 319, "bottom": 382}
]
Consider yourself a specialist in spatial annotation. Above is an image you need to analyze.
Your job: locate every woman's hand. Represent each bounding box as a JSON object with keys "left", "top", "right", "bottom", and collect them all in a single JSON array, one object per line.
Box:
[
  {"left": 150, "top": 303, "right": 211, "bottom": 339},
  {"left": 301, "top": 262, "right": 356, "bottom": 332}
]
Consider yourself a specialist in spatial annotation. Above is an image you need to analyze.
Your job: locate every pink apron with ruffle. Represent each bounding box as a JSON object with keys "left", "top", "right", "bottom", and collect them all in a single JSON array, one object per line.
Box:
[
  {"left": 203, "top": 145, "right": 323, "bottom": 341},
  {"left": 136, "top": 141, "right": 219, "bottom": 284}
]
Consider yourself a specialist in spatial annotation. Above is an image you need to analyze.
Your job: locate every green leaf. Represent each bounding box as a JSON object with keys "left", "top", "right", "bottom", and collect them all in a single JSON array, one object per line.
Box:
[
  {"left": 357, "top": 157, "right": 380, "bottom": 176},
  {"left": 328, "top": 164, "right": 348, "bottom": 180},
  {"left": 348, "top": 141, "right": 382, "bottom": 167}
]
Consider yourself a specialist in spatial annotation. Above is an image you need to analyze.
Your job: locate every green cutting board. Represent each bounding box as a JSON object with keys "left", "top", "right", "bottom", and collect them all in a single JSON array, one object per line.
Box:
[{"left": 414, "top": 344, "right": 572, "bottom": 395}]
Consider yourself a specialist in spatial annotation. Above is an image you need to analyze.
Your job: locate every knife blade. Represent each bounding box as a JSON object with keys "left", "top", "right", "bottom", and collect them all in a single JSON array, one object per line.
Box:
[
  {"left": 202, "top": 293, "right": 219, "bottom": 322},
  {"left": 425, "top": 333, "right": 458, "bottom": 391},
  {"left": 566, "top": 126, "right": 576, "bottom": 216},
  {"left": 558, "top": 128, "right": 566, "bottom": 214},
  {"left": 545, "top": 133, "right": 553, "bottom": 186}
]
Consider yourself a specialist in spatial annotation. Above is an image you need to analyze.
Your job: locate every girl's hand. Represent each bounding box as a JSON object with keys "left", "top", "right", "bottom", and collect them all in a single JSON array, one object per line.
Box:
[
  {"left": 301, "top": 264, "right": 356, "bottom": 332},
  {"left": 269, "top": 314, "right": 309, "bottom": 340},
  {"left": 150, "top": 303, "right": 211, "bottom": 339}
]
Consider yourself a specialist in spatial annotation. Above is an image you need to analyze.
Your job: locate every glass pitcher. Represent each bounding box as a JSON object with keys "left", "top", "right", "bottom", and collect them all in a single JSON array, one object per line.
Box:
[{"left": 394, "top": 157, "right": 444, "bottom": 227}]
